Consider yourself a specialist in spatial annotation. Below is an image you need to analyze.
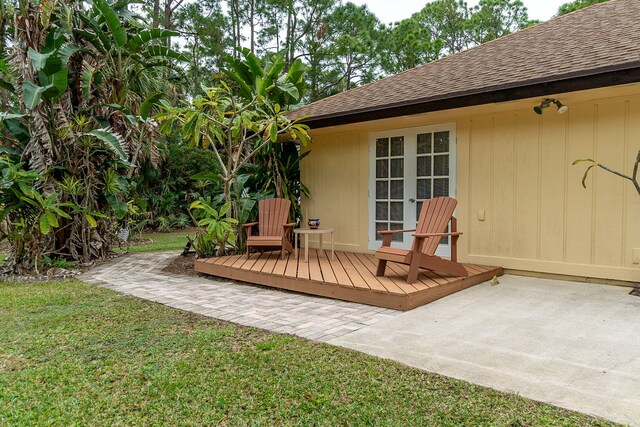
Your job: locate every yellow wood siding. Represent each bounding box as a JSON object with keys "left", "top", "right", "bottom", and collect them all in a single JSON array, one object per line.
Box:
[{"left": 301, "top": 83, "right": 640, "bottom": 282}]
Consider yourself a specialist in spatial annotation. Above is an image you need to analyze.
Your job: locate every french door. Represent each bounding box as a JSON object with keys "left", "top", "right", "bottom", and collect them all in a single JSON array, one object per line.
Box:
[{"left": 368, "top": 124, "right": 456, "bottom": 256}]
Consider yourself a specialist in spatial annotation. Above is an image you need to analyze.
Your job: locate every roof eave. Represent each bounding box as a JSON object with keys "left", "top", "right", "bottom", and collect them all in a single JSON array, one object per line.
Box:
[{"left": 300, "top": 63, "right": 640, "bottom": 129}]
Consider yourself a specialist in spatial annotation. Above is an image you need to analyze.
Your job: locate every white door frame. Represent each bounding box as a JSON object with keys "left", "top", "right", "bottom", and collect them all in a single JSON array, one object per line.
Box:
[{"left": 368, "top": 123, "right": 457, "bottom": 255}]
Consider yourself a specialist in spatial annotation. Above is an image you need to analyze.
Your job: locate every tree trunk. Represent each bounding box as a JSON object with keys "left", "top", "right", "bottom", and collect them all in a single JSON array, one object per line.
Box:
[
  {"left": 249, "top": 0, "right": 255, "bottom": 54},
  {"left": 152, "top": 0, "right": 161, "bottom": 28}
]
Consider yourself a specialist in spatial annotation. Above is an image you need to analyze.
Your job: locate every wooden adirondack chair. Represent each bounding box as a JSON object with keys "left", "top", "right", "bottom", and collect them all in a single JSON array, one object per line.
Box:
[
  {"left": 375, "top": 196, "right": 468, "bottom": 284},
  {"left": 243, "top": 198, "right": 295, "bottom": 259}
]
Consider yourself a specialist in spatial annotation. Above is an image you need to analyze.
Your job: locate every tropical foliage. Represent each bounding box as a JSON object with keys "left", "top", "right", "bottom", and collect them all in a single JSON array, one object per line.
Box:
[
  {"left": 0, "top": 0, "right": 182, "bottom": 272},
  {"left": 156, "top": 53, "right": 312, "bottom": 251}
]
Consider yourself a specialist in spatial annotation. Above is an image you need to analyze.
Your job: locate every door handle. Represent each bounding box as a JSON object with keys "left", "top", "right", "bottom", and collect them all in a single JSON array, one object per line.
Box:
[{"left": 409, "top": 198, "right": 416, "bottom": 203}]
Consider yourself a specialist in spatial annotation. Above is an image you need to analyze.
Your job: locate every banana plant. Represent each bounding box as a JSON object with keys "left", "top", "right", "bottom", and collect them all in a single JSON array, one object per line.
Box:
[{"left": 223, "top": 48, "right": 306, "bottom": 108}]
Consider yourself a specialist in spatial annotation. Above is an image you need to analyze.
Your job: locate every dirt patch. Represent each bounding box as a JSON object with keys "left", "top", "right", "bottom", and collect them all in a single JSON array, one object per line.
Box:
[{"left": 163, "top": 253, "right": 199, "bottom": 277}]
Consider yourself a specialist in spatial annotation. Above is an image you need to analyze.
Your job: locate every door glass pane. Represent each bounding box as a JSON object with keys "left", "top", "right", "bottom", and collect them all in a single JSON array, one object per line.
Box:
[
  {"left": 376, "top": 202, "right": 388, "bottom": 220},
  {"left": 376, "top": 138, "right": 389, "bottom": 157},
  {"left": 417, "top": 133, "right": 431, "bottom": 154},
  {"left": 434, "top": 131, "right": 449, "bottom": 153},
  {"left": 433, "top": 155, "right": 449, "bottom": 176},
  {"left": 416, "top": 201, "right": 423, "bottom": 219},
  {"left": 376, "top": 159, "right": 388, "bottom": 178},
  {"left": 376, "top": 181, "right": 388, "bottom": 199},
  {"left": 390, "top": 202, "right": 403, "bottom": 221},
  {"left": 374, "top": 134, "right": 404, "bottom": 245},
  {"left": 390, "top": 136, "right": 404, "bottom": 156},
  {"left": 417, "top": 156, "right": 431, "bottom": 177},
  {"left": 390, "top": 158, "right": 404, "bottom": 178},
  {"left": 434, "top": 178, "right": 449, "bottom": 197},
  {"left": 417, "top": 179, "right": 431, "bottom": 199},
  {"left": 390, "top": 180, "right": 403, "bottom": 199}
]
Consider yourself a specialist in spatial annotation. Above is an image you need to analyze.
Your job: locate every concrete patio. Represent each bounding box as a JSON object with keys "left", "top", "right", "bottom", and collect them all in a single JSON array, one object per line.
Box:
[{"left": 329, "top": 275, "right": 640, "bottom": 426}]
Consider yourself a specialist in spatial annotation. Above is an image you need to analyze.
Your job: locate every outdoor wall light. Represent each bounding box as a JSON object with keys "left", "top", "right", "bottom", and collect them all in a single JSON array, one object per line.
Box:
[{"left": 533, "top": 98, "right": 568, "bottom": 115}]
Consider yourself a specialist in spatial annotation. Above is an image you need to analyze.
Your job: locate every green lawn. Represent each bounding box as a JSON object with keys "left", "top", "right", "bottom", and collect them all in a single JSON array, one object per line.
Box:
[
  {"left": 0, "top": 281, "right": 615, "bottom": 426},
  {"left": 126, "top": 229, "right": 194, "bottom": 253}
]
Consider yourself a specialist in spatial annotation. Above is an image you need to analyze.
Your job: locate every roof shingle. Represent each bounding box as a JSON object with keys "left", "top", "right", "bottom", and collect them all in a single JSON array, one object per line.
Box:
[{"left": 291, "top": 0, "right": 640, "bottom": 123}]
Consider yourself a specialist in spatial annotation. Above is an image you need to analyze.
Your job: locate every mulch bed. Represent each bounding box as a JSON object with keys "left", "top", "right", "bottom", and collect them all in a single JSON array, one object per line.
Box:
[{"left": 163, "top": 253, "right": 199, "bottom": 277}]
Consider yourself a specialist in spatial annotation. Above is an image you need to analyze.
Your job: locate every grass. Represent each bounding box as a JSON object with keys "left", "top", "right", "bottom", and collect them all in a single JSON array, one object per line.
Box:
[
  {"left": 0, "top": 280, "right": 616, "bottom": 426},
  {"left": 126, "top": 229, "right": 194, "bottom": 254}
]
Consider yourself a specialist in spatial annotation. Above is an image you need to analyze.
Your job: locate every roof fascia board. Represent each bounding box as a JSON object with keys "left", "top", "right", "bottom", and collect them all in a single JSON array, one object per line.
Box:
[{"left": 302, "top": 65, "right": 640, "bottom": 129}]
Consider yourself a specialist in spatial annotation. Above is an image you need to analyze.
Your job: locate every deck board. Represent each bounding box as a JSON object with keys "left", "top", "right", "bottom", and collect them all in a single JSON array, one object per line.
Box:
[
  {"left": 195, "top": 250, "right": 502, "bottom": 311},
  {"left": 317, "top": 250, "right": 339, "bottom": 284},
  {"left": 335, "top": 251, "right": 371, "bottom": 291}
]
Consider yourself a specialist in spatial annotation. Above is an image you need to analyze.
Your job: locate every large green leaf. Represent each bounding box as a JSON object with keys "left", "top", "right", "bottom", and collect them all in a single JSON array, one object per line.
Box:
[
  {"left": 28, "top": 49, "right": 53, "bottom": 72},
  {"left": 39, "top": 214, "right": 52, "bottom": 235},
  {"left": 286, "top": 58, "right": 305, "bottom": 84},
  {"left": 83, "top": 128, "right": 129, "bottom": 163},
  {"left": 191, "top": 172, "right": 222, "bottom": 182},
  {"left": 73, "top": 28, "right": 106, "bottom": 53},
  {"left": 23, "top": 81, "right": 50, "bottom": 109},
  {"left": 144, "top": 45, "right": 187, "bottom": 61},
  {"left": 106, "top": 194, "right": 128, "bottom": 220},
  {"left": 0, "top": 79, "right": 14, "bottom": 93},
  {"left": 223, "top": 65, "right": 253, "bottom": 100},
  {"left": 93, "top": 0, "right": 127, "bottom": 48},
  {"left": 40, "top": 68, "right": 69, "bottom": 98},
  {"left": 129, "top": 29, "right": 179, "bottom": 51},
  {"left": 0, "top": 113, "right": 30, "bottom": 145},
  {"left": 139, "top": 92, "right": 164, "bottom": 119},
  {"left": 262, "top": 57, "right": 286, "bottom": 94},
  {"left": 241, "top": 48, "right": 263, "bottom": 80},
  {"left": 78, "top": 14, "right": 112, "bottom": 52},
  {"left": 58, "top": 43, "right": 81, "bottom": 65},
  {"left": 81, "top": 64, "right": 96, "bottom": 102},
  {"left": 275, "top": 81, "right": 299, "bottom": 101}
]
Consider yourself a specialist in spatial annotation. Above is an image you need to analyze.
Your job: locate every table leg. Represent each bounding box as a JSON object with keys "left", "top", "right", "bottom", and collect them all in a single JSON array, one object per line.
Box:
[
  {"left": 331, "top": 231, "right": 335, "bottom": 260},
  {"left": 319, "top": 234, "right": 323, "bottom": 257},
  {"left": 294, "top": 233, "right": 298, "bottom": 259},
  {"left": 304, "top": 234, "right": 309, "bottom": 263}
]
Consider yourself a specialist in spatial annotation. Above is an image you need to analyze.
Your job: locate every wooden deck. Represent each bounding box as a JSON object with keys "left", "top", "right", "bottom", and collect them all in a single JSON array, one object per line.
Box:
[{"left": 195, "top": 250, "right": 502, "bottom": 311}]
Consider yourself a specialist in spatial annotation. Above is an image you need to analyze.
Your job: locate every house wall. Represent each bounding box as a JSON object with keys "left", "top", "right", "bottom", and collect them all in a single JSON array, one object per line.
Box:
[{"left": 300, "top": 83, "right": 640, "bottom": 282}]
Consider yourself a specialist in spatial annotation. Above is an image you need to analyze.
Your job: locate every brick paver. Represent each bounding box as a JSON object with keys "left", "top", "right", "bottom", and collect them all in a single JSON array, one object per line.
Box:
[{"left": 80, "top": 253, "right": 400, "bottom": 342}]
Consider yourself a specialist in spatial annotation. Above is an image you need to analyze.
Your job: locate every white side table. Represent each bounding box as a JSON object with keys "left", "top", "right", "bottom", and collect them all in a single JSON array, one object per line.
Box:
[{"left": 294, "top": 228, "right": 335, "bottom": 262}]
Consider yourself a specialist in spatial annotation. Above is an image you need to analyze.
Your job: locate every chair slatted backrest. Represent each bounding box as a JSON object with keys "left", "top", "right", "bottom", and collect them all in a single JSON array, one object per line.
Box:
[
  {"left": 416, "top": 197, "right": 457, "bottom": 255},
  {"left": 258, "top": 198, "right": 291, "bottom": 237}
]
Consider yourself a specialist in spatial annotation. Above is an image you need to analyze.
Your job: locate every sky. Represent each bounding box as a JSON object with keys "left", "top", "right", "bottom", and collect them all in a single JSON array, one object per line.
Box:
[{"left": 350, "top": 0, "right": 568, "bottom": 24}]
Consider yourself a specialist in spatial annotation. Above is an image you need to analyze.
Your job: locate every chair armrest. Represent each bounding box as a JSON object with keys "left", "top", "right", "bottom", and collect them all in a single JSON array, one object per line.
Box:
[
  {"left": 413, "top": 232, "right": 463, "bottom": 238},
  {"left": 282, "top": 223, "right": 296, "bottom": 228},
  {"left": 377, "top": 229, "right": 416, "bottom": 235},
  {"left": 242, "top": 222, "right": 259, "bottom": 228}
]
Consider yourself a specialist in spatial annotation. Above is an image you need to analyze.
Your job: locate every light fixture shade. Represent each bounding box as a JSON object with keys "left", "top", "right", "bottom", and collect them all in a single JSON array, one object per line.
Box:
[{"left": 534, "top": 98, "right": 568, "bottom": 115}]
